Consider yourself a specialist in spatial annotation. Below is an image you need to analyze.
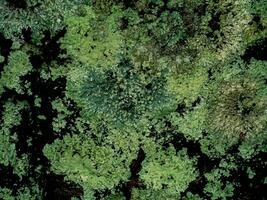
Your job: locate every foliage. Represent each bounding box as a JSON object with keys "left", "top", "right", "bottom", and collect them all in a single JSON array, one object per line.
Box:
[
  {"left": 200, "top": 132, "right": 239, "bottom": 158},
  {"left": 205, "top": 59, "right": 267, "bottom": 138},
  {"left": 175, "top": 103, "right": 206, "bottom": 141},
  {"left": 0, "top": 184, "right": 42, "bottom": 200},
  {"left": 61, "top": 5, "right": 123, "bottom": 68},
  {"left": 0, "top": 50, "right": 32, "bottom": 95},
  {"left": 188, "top": 0, "right": 252, "bottom": 61},
  {"left": 238, "top": 129, "right": 267, "bottom": 160},
  {"left": 182, "top": 192, "right": 203, "bottom": 200},
  {"left": 0, "top": 0, "right": 79, "bottom": 43},
  {"left": 167, "top": 66, "right": 208, "bottom": 105},
  {"left": 140, "top": 144, "right": 198, "bottom": 197},
  {"left": 122, "top": 0, "right": 187, "bottom": 51},
  {"left": 51, "top": 98, "right": 74, "bottom": 133},
  {"left": 248, "top": 0, "right": 267, "bottom": 42},
  {"left": 131, "top": 188, "right": 178, "bottom": 200},
  {"left": 204, "top": 157, "right": 237, "bottom": 200},
  {"left": 0, "top": 0, "right": 266, "bottom": 199},
  {"left": 0, "top": 100, "right": 29, "bottom": 177},
  {"left": 43, "top": 129, "right": 140, "bottom": 195},
  {"left": 68, "top": 58, "right": 173, "bottom": 126},
  {"left": 102, "top": 193, "right": 126, "bottom": 200}
]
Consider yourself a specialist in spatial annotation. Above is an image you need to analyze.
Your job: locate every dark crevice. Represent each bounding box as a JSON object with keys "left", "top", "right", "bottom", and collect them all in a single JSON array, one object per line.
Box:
[
  {"left": 120, "top": 17, "right": 129, "bottom": 30},
  {"left": 22, "top": 28, "right": 33, "bottom": 43},
  {"left": 14, "top": 106, "right": 34, "bottom": 157},
  {"left": 205, "top": 8, "right": 221, "bottom": 40},
  {"left": 187, "top": 153, "right": 218, "bottom": 198},
  {"left": 175, "top": 101, "right": 186, "bottom": 115},
  {"left": 251, "top": 15, "right": 264, "bottom": 31},
  {"left": 231, "top": 153, "right": 267, "bottom": 200},
  {"left": 0, "top": 28, "right": 72, "bottom": 199},
  {"left": 195, "top": 2, "right": 207, "bottom": 17},
  {"left": 0, "top": 162, "right": 38, "bottom": 196},
  {"left": 168, "top": 132, "right": 187, "bottom": 151},
  {"left": 20, "top": 72, "right": 67, "bottom": 167},
  {"left": 6, "top": 0, "right": 27, "bottom": 9},
  {"left": 181, "top": 177, "right": 207, "bottom": 199},
  {"left": 168, "top": 131, "right": 219, "bottom": 169},
  {"left": 0, "top": 33, "right": 13, "bottom": 68},
  {"left": 191, "top": 97, "right": 201, "bottom": 108},
  {"left": 40, "top": 29, "right": 66, "bottom": 64},
  {"left": 44, "top": 173, "right": 83, "bottom": 200},
  {"left": 0, "top": 164, "right": 21, "bottom": 191},
  {"left": 25, "top": 29, "right": 72, "bottom": 198},
  {"left": 29, "top": 55, "right": 43, "bottom": 69},
  {"left": 122, "top": 148, "right": 146, "bottom": 200},
  {"left": 242, "top": 38, "right": 267, "bottom": 61},
  {"left": 122, "top": 0, "right": 135, "bottom": 9},
  {"left": 208, "top": 68, "right": 214, "bottom": 80},
  {"left": 209, "top": 12, "right": 220, "bottom": 32}
]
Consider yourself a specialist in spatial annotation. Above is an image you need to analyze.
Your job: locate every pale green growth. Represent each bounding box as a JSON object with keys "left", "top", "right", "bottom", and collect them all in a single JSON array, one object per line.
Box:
[
  {"left": 61, "top": 6, "right": 123, "bottom": 69},
  {"left": 190, "top": 0, "right": 252, "bottom": 62},
  {"left": 167, "top": 66, "right": 208, "bottom": 105},
  {"left": 176, "top": 103, "right": 206, "bottom": 141},
  {"left": 0, "top": 1, "right": 265, "bottom": 199},
  {"left": 141, "top": 142, "right": 198, "bottom": 197},
  {"left": 39, "top": 68, "right": 51, "bottom": 80},
  {"left": 0, "top": 50, "right": 32, "bottom": 95},
  {"left": 43, "top": 129, "right": 141, "bottom": 195},
  {"left": 0, "top": 100, "right": 29, "bottom": 177},
  {"left": 37, "top": 115, "right": 46, "bottom": 120},
  {"left": 50, "top": 61, "right": 70, "bottom": 80},
  {"left": 216, "top": 0, "right": 252, "bottom": 60},
  {"left": 131, "top": 188, "right": 178, "bottom": 200},
  {"left": 51, "top": 98, "right": 74, "bottom": 133}
]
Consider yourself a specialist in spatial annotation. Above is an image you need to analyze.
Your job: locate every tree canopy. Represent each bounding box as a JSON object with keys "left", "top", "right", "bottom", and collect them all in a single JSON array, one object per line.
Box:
[{"left": 0, "top": 0, "right": 266, "bottom": 199}]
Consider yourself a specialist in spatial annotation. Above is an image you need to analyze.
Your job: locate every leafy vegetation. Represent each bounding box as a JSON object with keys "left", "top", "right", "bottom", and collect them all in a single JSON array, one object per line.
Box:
[{"left": 0, "top": 0, "right": 266, "bottom": 199}]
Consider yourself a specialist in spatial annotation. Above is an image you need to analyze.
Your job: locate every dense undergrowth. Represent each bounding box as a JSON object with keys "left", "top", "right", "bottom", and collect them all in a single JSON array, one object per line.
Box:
[{"left": 0, "top": 0, "right": 266, "bottom": 199}]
